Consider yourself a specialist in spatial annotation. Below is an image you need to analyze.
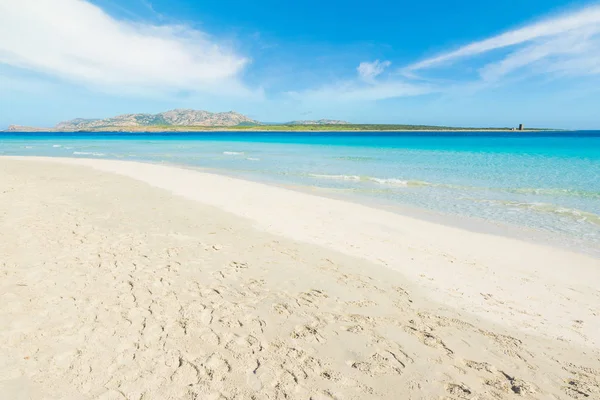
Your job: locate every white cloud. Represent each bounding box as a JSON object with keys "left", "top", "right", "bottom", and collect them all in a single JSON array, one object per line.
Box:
[
  {"left": 357, "top": 60, "right": 391, "bottom": 82},
  {"left": 0, "top": 0, "right": 253, "bottom": 96},
  {"left": 377, "top": 3, "right": 600, "bottom": 103},
  {"left": 406, "top": 5, "right": 600, "bottom": 72},
  {"left": 297, "top": 5, "right": 600, "bottom": 104},
  {"left": 476, "top": 28, "right": 600, "bottom": 82},
  {"left": 287, "top": 60, "right": 430, "bottom": 103}
]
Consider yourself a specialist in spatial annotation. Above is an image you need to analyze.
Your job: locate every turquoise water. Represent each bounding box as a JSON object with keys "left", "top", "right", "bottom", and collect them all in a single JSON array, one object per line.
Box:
[{"left": 2, "top": 131, "right": 599, "bottom": 250}]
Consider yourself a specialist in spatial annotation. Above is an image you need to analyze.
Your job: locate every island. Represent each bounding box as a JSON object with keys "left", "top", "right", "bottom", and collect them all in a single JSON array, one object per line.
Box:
[{"left": 3, "top": 109, "right": 548, "bottom": 132}]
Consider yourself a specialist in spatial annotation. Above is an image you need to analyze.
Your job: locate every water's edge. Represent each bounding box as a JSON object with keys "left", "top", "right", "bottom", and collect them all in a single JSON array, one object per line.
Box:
[
  {"left": 171, "top": 161, "right": 600, "bottom": 258},
  {"left": 2, "top": 131, "right": 599, "bottom": 255}
]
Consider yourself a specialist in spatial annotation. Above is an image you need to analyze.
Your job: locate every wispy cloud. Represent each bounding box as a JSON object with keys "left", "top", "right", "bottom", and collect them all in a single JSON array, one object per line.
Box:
[
  {"left": 288, "top": 58, "right": 431, "bottom": 103},
  {"left": 296, "top": 4, "right": 600, "bottom": 104},
  {"left": 357, "top": 60, "right": 391, "bottom": 82},
  {"left": 0, "top": 0, "right": 254, "bottom": 97},
  {"left": 405, "top": 4, "right": 600, "bottom": 83}
]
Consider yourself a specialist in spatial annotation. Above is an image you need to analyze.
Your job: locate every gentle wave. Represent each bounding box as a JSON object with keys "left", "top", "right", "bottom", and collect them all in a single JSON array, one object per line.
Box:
[
  {"left": 508, "top": 187, "right": 600, "bottom": 200},
  {"left": 246, "top": 157, "right": 260, "bottom": 161},
  {"left": 309, "top": 173, "right": 600, "bottom": 200},
  {"left": 310, "top": 174, "right": 363, "bottom": 182},
  {"left": 369, "top": 177, "right": 412, "bottom": 187},
  {"left": 333, "top": 156, "right": 379, "bottom": 162},
  {"left": 487, "top": 200, "right": 600, "bottom": 226},
  {"left": 308, "top": 173, "right": 433, "bottom": 187},
  {"left": 73, "top": 151, "right": 106, "bottom": 156},
  {"left": 52, "top": 144, "right": 62, "bottom": 148},
  {"left": 223, "top": 151, "right": 244, "bottom": 155}
]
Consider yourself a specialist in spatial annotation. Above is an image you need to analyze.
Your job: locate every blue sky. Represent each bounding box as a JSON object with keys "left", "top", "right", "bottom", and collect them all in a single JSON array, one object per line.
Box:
[{"left": 1, "top": 0, "right": 600, "bottom": 129}]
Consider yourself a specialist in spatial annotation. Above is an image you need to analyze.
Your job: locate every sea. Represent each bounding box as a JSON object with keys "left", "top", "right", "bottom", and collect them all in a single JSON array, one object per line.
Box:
[{"left": 2, "top": 131, "right": 599, "bottom": 254}]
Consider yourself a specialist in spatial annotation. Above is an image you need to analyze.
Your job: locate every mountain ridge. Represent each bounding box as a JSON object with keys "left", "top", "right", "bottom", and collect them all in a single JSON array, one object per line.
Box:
[
  {"left": 55, "top": 109, "right": 261, "bottom": 130},
  {"left": 4, "top": 109, "right": 351, "bottom": 131}
]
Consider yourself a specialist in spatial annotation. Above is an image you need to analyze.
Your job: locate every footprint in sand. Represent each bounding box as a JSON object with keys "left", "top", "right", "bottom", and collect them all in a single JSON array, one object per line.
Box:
[
  {"left": 350, "top": 350, "right": 408, "bottom": 376},
  {"left": 341, "top": 324, "right": 364, "bottom": 333},
  {"left": 170, "top": 358, "right": 201, "bottom": 386},
  {"left": 224, "top": 334, "right": 263, "bottom": 355},
  {"left": 463, "top": 359, "right": 537, "bottom": 396},
  {"left": 200, "top": 353, "right": 231, "bottom": 382},
  {"left": 291, "top": 324, "right": 326, "bottom": 343},
  {"left": 404, "top": 325, "right": 454, "bottom": 356},
  {"left": 296, "top": 289, "right": 329, "bottom": 307},
  {"left": 272, "top": 303, "right": 293, "bottom": 316},
  {"left": 392, "top": 286, "right": 413, "bottom": 303},
  {"left": 445, "top": 382, "right": 473, "bottom": 399},
  {"left": 345, "top": 299, "right": 378, "bottom": 308}
]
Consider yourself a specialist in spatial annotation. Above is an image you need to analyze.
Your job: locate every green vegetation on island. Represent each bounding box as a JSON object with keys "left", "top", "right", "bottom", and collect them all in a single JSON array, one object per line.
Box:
[
  {"left": 201, "top": 124, "right": 545, "bottom": 132},
  {"left": 54, "top": 124, "right": 547, "bottom": 132}
]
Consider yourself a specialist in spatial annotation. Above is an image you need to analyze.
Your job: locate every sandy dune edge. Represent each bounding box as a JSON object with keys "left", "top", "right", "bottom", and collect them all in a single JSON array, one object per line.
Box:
[{"left": 1, "top": 157, "right": 599, "bottom": 399}]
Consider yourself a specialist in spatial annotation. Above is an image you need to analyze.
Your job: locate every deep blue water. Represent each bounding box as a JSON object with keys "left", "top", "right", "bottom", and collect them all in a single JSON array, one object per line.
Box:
[{"left": 2, "top": 131, "right": 599, "bottom": 250}]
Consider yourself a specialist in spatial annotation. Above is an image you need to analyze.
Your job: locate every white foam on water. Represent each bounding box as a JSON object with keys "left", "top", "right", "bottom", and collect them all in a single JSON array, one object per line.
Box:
[
  {"left": 480, "top": 199, "right": 600, "bottom": 227},
  {"left": 73, "top": 151, "right": 106, "bottom": 156},
  {"left": 309, "top": 173, "right": 433, "bottom": 187},
  {"left": 309, "top": 174, "right": 362, "bottom": 181},
  {"left": 368, "top": 177, "right": 410, "bottom": 187},
  {"left": 509, "top": 187, "right": 600, "bottom": 200}
]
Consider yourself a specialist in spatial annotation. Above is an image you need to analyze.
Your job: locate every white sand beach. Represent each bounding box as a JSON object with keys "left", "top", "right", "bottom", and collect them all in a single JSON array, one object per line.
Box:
[{"left": 1, "top": 156, "right": 599, "bottom": 400}]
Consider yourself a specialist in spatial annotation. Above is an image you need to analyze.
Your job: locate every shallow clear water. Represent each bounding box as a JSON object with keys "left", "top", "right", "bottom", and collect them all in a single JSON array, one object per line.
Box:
[{"left": 2, "top": 131, "right": 599, "bottom": 250}]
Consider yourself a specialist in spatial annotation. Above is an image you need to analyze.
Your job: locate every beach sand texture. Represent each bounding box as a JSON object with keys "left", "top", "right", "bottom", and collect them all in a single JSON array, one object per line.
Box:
[{"left": 1, "top": 157, "right": 599, "bottom": 400}]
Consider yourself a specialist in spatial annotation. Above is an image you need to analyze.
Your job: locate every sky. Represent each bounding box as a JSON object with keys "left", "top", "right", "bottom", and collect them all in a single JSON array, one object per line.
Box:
[{"left": 1, "top": 0, "right": 600, "bottom": 129}]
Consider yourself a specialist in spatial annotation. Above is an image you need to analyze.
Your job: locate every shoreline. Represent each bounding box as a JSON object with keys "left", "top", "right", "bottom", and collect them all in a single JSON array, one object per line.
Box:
[
  {"left": 2, "top": 156, "right": 599, "bottom": 399},
  {"left": 182, "top": 162, "right": 600, "bottom": 258},
  {"left": 4, "top": 156, "right": 600, "bottom": 347}
]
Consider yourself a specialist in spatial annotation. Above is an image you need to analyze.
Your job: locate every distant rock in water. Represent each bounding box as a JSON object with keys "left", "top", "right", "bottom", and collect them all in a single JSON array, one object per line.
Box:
[
  {"left": 287, "top": 119, "right": 349, "bottom": 125},
  {"left": 4, "top": 125, "right": 50, "bottom": 132},
  {"left": 55, "top": 109, "right": 260, "bottom": 130}
]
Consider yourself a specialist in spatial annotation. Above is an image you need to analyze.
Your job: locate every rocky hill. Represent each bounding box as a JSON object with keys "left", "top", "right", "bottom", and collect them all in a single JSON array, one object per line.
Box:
[
  {"left": 5, "top": 125, "right": 49, "bottom": 132},
  {"left": 3, "top": 110, "right": 355, "bottom": 132},
  {"left": 55, "top": 109, "right": 260, "bottom": 130}
]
